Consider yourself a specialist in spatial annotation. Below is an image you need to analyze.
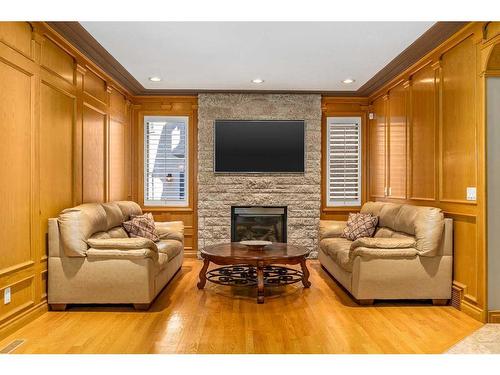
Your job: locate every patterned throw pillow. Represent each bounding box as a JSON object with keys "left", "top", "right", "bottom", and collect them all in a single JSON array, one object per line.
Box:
[
  {"left": 341, "top": 213, "right": 378, "bottom": 241},
  {"left": 122, "top": 212, "right": 160, "bottom": 242}
]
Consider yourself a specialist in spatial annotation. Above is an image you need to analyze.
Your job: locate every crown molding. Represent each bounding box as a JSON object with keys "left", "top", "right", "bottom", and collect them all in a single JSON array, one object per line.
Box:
[{"left": 47, "top": 21, "right": 469, "bottom": 97}]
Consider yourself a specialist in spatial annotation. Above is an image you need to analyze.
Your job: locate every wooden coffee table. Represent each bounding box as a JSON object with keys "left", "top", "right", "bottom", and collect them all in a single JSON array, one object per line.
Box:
[{"left": 197, "top": 242, "right": 311, "bottom": 304}]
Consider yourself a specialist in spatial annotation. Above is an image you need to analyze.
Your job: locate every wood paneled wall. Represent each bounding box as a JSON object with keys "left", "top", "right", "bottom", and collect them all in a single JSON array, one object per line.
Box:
[
  {"left": 131, "top": 96, "right": 198, "bottom": 258},
  {"left": 367, "top": 22, "right": 500, "bottom": 322},
  {"left": 0, "top": 22, "right": 133, "bottom": 340},
  {"left": 321, "top": 97, "right": 369, "bottom": 221}
]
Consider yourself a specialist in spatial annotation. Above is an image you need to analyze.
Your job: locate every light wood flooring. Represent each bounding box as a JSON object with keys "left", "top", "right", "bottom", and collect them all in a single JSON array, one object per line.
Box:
[{"left": 0, "top": 259, "right": 482, "bottom": 354}]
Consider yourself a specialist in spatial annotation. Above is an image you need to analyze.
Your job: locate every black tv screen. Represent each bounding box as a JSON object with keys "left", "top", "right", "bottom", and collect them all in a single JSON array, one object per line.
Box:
[{"left": 214, "top": 120, "right": 305, "bottom": 173}]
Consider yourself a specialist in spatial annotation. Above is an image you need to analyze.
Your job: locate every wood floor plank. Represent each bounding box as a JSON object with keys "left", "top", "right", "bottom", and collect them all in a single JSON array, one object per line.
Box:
[{"left": 0, "top": 259, "right": 482, "bottom": 354}]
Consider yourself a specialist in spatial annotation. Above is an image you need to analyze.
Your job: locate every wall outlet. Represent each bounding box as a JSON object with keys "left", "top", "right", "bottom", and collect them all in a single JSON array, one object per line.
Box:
[
  {"left": 4, "top": 287, "right": 11, "bottom": 304},
  {"left": 369, "top": 113, "right": 375, "bottom": 120},
  {"left": 466, "top": 187, "right": 477, "bottom": 201}
]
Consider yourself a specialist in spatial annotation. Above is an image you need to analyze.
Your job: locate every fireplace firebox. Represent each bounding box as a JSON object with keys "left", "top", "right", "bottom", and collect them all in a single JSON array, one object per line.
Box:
[{"left": 231, "top": 206, "right": 287, "bottom": 243}]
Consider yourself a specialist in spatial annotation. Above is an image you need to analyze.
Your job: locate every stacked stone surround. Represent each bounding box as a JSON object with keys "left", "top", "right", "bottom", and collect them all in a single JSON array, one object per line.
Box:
[{"left": 197, "top": 93, "right": 321, "bottom": 257}]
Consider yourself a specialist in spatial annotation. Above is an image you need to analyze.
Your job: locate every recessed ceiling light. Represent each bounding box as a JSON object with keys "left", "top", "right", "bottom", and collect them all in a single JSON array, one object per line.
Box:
[
  {"left": 251, "top": 78, "right": 264, "bottom": 84},
  {"left": 149, "top": 76, "right": 162, "bottom": 82},
  {"left": 342, "top": 78, "right": 355, "bottom": 84}
]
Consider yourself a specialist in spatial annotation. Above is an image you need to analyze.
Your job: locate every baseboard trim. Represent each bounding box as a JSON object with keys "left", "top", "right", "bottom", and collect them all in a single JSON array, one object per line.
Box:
[
  {"left": 0, "top": 301, "right": 48, "bottom": 342},
  {"left": 460, "top": 299, "right": 486, "bottom": 322},
  {"left": 488, "top": 310, "right": 500, "bottom": 323}
]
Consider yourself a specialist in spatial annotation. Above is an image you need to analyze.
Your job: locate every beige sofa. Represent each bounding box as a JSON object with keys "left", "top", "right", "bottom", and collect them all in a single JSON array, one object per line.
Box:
[
  {"left": 48, "top": 201, "right": 184, "bottom": 310},
  {"left": 319, "top": 201, "right": 453, "bottom": 304}
]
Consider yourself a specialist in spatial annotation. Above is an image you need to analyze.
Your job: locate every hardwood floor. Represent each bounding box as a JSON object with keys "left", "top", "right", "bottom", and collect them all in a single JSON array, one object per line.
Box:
[{"left": 0, "top": 259, "right": 482, "bottom": 354}]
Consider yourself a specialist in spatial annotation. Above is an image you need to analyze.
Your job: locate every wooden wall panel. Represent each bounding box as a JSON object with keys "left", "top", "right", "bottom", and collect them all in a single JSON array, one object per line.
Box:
[
  {"left": 39, "top": 82, "right": 75, "bottom": 256},
  {"left": 369, "top": 97, "right": 386, "bottom": 198},
  {"left": 387, "top": 84, "right": 407, "bottom": 199},
  {"left": 0, "top": 277, "right": 34, "bottom": 326},
  {"left": 0, "top": 58, "right": 33, "bottom": 273},
  {"left": 0, "top": 22, "right": 32, "bottom": 58},
  {"left": 409, "top": 64, "right": 437, "bottom": 200},
  {"left": 109, "top": 118, "right": 130, "bottom": 201},
  {"left": 40, "top": 37, "right": 74, "bottom": 84},
  {"left": 452, "top": 215, "right": 478, "bottom": 302},
  {"left": 388, "top": 83, "right": 407, "bottom": 199},
  {"left": 82, "top": 106, "right": 106, "bottom": 203},
  {"left": 0, "top": 22, "right": 135, "bottom": 339},
  {"left": 367, "top": 23, "right": 494, "bottom": 322},
  {"left": 84, "top": 68, "right": 107, "bottom": 104},
  {"left": 440, "top": 36, "right": 477, "bottom": 203}
]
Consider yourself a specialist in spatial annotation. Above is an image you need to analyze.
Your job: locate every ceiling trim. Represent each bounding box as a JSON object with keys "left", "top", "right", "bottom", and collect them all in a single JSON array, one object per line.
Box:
[
  {"left": 356, "top": 21, "right": 468, "bottom": 96},
  {"left": 47, "top": 21, "right": 469, "bottom": 97}
]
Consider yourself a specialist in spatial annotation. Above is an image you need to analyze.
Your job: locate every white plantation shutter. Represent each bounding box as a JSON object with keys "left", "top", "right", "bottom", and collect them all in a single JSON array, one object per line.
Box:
[
  {"left": 326, "top": 117, "right": 362, "bottom": 207},
  {"left": 144, "top": 116, "right": 189, "bottom": 206}
]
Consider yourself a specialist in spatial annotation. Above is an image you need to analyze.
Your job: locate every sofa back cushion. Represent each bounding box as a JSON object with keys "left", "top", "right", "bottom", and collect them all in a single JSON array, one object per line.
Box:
[
  {"left": 361, "top": 201, "right": 444, "bottom": 256},
  {"left": 115, "top": 201, "right": 142, "bottom": 220},
  {"left": 58, "top": 203, "right": 108, "bottom": 257},
  {"left": 58, "top": 201, "right": 143, "bottom": 257}
]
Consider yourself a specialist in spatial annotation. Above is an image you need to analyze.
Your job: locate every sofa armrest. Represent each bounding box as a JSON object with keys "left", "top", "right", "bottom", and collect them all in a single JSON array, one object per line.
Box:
[
  {"left": 350, "top": 247, "right": 418, "bottom": 260},
  {"left": 155, "top": 221, "right": 184, "bottom": 242},
  {"left": 86, "top": 248, "right": 158, "bottom": 260},
  {"left": 87, "top": 238, "right": 158, "bottom": 251},
  {"left": 319, "top": 220, "right": 347, "bottom": 240},
  {"left": 350, "top": 237, "right": 416, "bottom": 251}
]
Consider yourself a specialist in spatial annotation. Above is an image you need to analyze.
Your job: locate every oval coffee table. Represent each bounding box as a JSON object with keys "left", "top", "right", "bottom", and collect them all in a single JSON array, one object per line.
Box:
[{"left": 197, "top": 242, "right": 311, "bottom": 304}]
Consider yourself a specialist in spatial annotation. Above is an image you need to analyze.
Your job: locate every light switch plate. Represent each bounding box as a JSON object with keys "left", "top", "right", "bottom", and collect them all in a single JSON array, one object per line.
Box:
[
  {"left": 466, "top": 187, "right": 477, "bottom": 201},
  {"left": 369, "top": 113, "right": 375, "bottom": 120},
  {"left": 4, "top": 287, "right": 11, "bottom": 304}
]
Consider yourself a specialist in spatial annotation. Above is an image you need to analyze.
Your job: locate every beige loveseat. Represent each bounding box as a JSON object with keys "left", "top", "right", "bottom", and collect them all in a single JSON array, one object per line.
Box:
[
  {"left": 319, "top": 202, "right": 452, "bottom": 304},
  {"left": 48, "top": 201, "right": 184, "bottom": 310}
]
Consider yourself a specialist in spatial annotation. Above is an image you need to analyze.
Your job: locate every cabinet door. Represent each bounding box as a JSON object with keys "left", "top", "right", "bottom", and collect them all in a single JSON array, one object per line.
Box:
[
  {"left": 369, "top": 97, "right": 386, "bottom": 198},
  {"left": 388, "top": 83, "right": 407, "bottom": 199}
]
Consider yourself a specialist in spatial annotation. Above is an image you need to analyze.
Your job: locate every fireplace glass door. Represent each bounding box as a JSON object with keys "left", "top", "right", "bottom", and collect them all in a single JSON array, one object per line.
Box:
[{"left": 231, "top": 206, "right": 287, "bottom": 243}]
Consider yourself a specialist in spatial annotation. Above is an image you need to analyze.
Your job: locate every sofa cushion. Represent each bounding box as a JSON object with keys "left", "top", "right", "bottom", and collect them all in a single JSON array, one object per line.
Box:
[
  {"left": 156, "top": 240, "right": 183, "bottom": 261},
  {"left": 320, "top": 237, "right": 354, "bottom": 272},
  {"left": 341, "top": 213, "right": 378, "bottom": 241},
  {"left": 87, "top": 237, "right": 158, "bottom": 251},
  {"left": 362, "top": 201, "right": 444, "bottom": 256},
  {"left": 350, "top": 237, "right": 416, "bottom": 251},
  {"left": 319, "top": 220, "right": 347, "bottom": 240},
  {"left": 89, "top": 231, "right": 111, "bottom": 240},
  {"left": 155, "top": 221, "right": 184, "bottom": 242},
  {"left": 123, "top": 213, "right": 160, "bottom": 242},
  {"left": 102, "top": 202, "right": 124, "bottom": 230},
  {"left": 115, "top": 201, "right": 142, "bottom": 221},
  {"left": 58, "top": 203, "right": 108, "bottom": 257},
  {"left": 107, "top": 226, "right": 129, "bottom": 238}
]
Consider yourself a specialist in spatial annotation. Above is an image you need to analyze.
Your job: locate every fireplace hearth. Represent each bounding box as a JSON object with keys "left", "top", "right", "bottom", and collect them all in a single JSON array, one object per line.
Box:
[{"left": 231, "top": 206, "right": 287, "bottom": 243}]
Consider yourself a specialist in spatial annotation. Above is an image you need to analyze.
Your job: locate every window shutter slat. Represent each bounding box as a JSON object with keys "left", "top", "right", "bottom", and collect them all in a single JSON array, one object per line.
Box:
[
  {"left": 326, "top": 117, "right": 362, "bottom": 207},
  {"left": 144, "top": 117, "right": 189, "bottom": 206}
]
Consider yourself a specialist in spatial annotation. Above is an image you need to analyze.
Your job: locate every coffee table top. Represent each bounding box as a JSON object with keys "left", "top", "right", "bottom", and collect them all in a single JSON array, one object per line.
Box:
[{"left": 200, "top": 242, "right": 310, "bottom": 263}]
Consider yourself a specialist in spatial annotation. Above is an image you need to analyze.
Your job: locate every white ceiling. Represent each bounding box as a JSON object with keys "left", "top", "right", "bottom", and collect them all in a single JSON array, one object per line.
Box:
[{"left": 81, "top": 22, "right": 435, "bottom": 91}]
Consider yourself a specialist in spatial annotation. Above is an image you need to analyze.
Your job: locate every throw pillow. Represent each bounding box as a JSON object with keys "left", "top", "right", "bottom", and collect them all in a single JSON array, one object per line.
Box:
[
  {"left": 341, "top": 213, "right": 378, "bottom": 241},
  {"left": 122, "top": 212, "right": 160, "bottom": 242}
]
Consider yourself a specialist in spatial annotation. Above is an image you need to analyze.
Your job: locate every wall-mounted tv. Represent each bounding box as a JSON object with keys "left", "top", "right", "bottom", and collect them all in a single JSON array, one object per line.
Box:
[{"left": 214, "top": 120, "right": 305, "bottom": 173}]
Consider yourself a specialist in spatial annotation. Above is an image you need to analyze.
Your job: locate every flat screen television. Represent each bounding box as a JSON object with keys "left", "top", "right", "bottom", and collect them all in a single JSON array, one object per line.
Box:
[{"left": 214, "top": 120, "right": 305, "bottom": 173}]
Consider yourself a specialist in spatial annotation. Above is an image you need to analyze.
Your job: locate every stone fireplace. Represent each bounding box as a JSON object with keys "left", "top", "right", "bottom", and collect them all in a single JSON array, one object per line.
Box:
[
  {"left": 197, "top": 93, "right": 321, "bottom": 257},
  {"left": 231, "top": 206, "right": 287, "bottom": 243}
]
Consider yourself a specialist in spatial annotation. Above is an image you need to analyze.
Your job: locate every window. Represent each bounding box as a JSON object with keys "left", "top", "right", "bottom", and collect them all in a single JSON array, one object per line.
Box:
[
  {"left": 326, "top": 116, "right": 362, "bottom": 207},
  {"left": 144, "top": 116, "right": 188, "bottom": 206}
]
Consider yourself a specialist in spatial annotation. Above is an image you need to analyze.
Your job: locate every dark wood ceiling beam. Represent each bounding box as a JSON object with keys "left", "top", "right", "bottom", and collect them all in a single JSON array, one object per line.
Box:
[{"left": 47, "top": 21, "right": 469, "bottom": 98}]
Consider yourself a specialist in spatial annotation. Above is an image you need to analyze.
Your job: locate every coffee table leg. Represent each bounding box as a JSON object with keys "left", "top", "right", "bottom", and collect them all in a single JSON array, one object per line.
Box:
[
  {"left": 300, "top": 259, "right": 311, "bottom": 288},
  {"left": 197, "top": 258, "right": 210, "bottom": 289},
  {"left": 257, "top": 262, "right": 265, "bottom": 304}
]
